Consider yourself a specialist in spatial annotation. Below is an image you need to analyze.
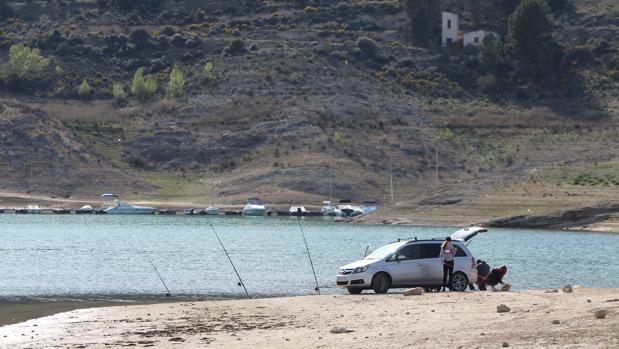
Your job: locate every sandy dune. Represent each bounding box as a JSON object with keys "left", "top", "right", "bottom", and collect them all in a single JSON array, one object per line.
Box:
[{"left": 0, "top": 289, "right": 617, "bottom": 348}]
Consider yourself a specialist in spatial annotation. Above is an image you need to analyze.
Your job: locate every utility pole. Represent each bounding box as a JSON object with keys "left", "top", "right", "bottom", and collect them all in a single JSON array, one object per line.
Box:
[
  {"left": 435, "top": 147, "right": 439, "bottom": 183},
  {"left": 329, "top": 147, "right": 333, "bottom": 202},
  {"left": 389, "top": 156, "right": 394, "bottom": 203}
]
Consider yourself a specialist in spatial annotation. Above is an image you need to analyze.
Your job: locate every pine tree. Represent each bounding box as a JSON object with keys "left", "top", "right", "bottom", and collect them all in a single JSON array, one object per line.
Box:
[
  {"left": 507, "top": 0, "right": 562, "bottom": 77},
  {"left": 401, "top": 0, "right": 440, "bottom": 47},
  {"left": 166, "top": 65, "right": 185, "bottom": 99},
  {"left": 0, "top": 0, "right": 13, "bottom": 18},
  {"left": 478, "top": 34, "right": 503, "bottom": 74},
  {"left": 77, "top": 79, "right": 91, "bottom": 97}
]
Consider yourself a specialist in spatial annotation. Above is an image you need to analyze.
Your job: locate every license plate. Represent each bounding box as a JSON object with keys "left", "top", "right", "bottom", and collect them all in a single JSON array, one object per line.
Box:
[{"left": 336, "top": 277, "right": 346, "bottom": 282}]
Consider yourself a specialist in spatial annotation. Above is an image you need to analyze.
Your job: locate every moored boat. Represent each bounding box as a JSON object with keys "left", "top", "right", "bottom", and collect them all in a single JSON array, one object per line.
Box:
[
  {"left": 360, "top": 201, "right": 378, "bottom": 214},
  {"left": 321, "top": 201, "right": 342, "bottom": 216},
  {"left": 289, "top": 206, "right": 309, "bottom": 216},
  {"left": 26, "top": 204, "right": 42, "bottom": 214},
  {"left": 204, "top": 206, "right": 220, "bottom": 215},
  {"left": 100, "top": 193, "right": 155, "bottom": 215},
  {"left": 243, "top": 198, "right": 266, "bottom": 216},
  {"left": 76, "top": 205, "right": 94, "bottom": 214}
]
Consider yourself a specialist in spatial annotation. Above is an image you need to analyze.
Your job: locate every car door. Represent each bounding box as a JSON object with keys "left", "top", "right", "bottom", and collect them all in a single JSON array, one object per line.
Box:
[
  {"left": 453, "top": 243, "right": 471, "bottom": 273},
  {"left": 388, "top": 244, "right": 422, "bottom": 286},
  {"left": 415, "top": 243, "right": 443, "bottom": 285},
  {"left": 450, "top": 227, "right": 487, "bottom": 242}
]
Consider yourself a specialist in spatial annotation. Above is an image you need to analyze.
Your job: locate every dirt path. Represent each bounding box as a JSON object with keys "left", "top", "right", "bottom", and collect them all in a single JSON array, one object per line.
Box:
[{"left": 0, "top": 289, "right": 617, "bottom": 348}]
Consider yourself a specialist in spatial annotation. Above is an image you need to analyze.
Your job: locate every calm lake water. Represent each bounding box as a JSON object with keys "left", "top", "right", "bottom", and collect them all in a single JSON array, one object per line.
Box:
[{"left": 0, "top": 214, "right": 617, "bottom": 300}]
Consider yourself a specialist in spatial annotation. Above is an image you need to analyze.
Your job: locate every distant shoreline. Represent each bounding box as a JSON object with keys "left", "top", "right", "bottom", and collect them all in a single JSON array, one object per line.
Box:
[{"left": 2, "top": 189, "right": 618, "bottom": 233}]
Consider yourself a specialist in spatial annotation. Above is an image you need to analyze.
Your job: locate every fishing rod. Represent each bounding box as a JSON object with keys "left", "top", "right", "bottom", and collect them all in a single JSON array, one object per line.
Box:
[
  {"left": 206, "top": 219, "right": 250, "bottom": 298},
  {"left": 297, "top": 216, "right": 320, "bottom": 294},
  {"left": 127, "top": 238, "right": 172, "bottom": 298},
  {"left": 143, "top": 252, "right": 173, "bottom": 297}
]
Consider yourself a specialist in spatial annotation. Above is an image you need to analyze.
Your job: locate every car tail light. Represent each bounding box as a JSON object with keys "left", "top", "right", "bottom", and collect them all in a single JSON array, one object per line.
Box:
[{"left": 472, "top": 257, "right": 477, "bottom": 268}]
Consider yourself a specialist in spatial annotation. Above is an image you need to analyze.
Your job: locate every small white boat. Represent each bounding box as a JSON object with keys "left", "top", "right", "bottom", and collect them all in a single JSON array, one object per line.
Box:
[
  {"left": 100, "top": 193, "right": 155, "bottom": 215},
  {"left": 289, "top": 206, "right": 309, "bottom": 216},
  {"left": 26, "top": 204, "right": 42, "bottom": 214},
  {"left": 337, "top": 201, "right": 364, "bottom": 217},
  {"left": 360, "top": 201, "right": 378, "bottom": 214},
  {"left": 243, "top": 198, "right": 266, "bottom": 216},
  {"left": 204, "top": 206, "right": 220, "bottom": 215},
  {"left": 321, "top": 201, "right": 342, "bottom": 216},
  {"left": 76, "top": 205, "right": 94, "bottom": 214}
]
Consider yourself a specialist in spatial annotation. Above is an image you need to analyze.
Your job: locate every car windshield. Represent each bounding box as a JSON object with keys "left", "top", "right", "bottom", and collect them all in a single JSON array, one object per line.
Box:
[{"left": 364, "top": 243, "right": 402, "bottom": 260}]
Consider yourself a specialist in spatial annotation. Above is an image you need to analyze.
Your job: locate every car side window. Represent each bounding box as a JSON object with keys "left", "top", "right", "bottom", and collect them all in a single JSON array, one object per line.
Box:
[
  {"left": 455, "top": 245, "right": 468, "bottom": 257},
  {"left": 420, "top": 243, "right": 441, "bottom": 259},
  {"left": 393, "top": 244, "right": 421, "bottom": 261}
]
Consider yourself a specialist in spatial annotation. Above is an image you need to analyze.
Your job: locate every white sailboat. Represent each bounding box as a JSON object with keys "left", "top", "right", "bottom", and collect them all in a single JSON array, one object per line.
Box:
[
  {"left": 322, "top": 151, "right": 342, "bottom": 217},
  {"left": 320, "top": 201, "right": 342, "bottom": 216}
]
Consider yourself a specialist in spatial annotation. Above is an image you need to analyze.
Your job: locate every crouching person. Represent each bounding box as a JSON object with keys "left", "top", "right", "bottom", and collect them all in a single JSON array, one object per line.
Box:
[
  {"left": 476, "top": 259, "right": 491, "bottom": 291},
  {"left": 486, "top": 265, "right": 509, "bottom": 292}
]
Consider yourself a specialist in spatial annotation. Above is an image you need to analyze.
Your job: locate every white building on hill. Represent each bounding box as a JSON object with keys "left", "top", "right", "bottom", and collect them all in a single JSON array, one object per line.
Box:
[
  {"left": 463, "top": 30, "right": 495, "bottom": 46},
  {"left": 441, "top": 11, "right": 497, "bottom": 48},
  {"left": 442, "top": 12, "right": 460, "bottom": 47}
]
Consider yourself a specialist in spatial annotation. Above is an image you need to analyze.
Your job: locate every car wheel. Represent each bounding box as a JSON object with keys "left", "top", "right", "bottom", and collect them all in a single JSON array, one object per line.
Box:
[
  {"left": 347, "top": 288, "right": 363, "bottom": 295},
  {"left": 372, "top": 273, "right": 390, "bottom": 294},
  {"left": 451, "top": 272, "right": 469, "bottom": 292}
]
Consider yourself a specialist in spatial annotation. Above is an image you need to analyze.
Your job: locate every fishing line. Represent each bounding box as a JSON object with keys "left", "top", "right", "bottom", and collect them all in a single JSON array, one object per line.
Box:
[
  {"left": 126, "top": 237, "right": 172, "bottom": 298},
  {"left": 206, "top": 219, "right": 250, "bottom": 298},
  {"left": 297, "top": 217, "right": 320, "bottom": 294}
]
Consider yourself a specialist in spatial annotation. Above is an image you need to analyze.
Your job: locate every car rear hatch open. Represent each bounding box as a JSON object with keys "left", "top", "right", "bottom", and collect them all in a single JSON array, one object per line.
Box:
[{"left": 450, "top": 227, "right": 488, "bottom": 242}]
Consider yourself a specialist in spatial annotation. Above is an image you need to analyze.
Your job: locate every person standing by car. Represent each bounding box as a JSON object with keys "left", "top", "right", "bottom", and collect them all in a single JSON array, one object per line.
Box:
[
  {"left": 439, "top": 237, "right": 456, "bottom": 291},
  {"left": 486, "top": 265, "right": 508, "bottom": 291}
]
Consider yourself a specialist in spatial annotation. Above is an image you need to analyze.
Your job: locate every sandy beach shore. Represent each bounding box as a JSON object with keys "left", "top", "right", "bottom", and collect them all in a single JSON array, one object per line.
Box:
[{"left": 1, "top": 288, "right": 617, "bottom": 348}]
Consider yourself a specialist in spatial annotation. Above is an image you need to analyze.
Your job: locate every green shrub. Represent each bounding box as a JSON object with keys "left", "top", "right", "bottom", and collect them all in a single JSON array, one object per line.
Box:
[
  {"left": 223, "top": 39, "right": 246, "bottom": 55},
  {"left": 166, "top": 65, "right": 185, "bottom": 98},
  {"left": 203, "top": 62, "right": 215, "bottom": 79},
  {"left": 192, "top": 7, "right": 206, "bottom": 22},
  {"left": 8, "top": 44, "right": 50, "bottom": 80},
  {"left": 569, "top": 173, "right": 619, "bottom": 186},
  {"left": 317, "top": 41, "right": 333, "bottom": 55},
  {"left": 356, "top": 36, "right": 377, "bottom": 58},
  {"left": 129, "top": 28, "right": 150, "bottom": 47},
  {"left": 130, "top": 67, "right": 157, "bottom": 100},
  {"left": 77, "top": 79, "right": 91, "bottom": 97},
  {"left": 477, "top": 74, "right": 497, "bottom": 92},
  {"left": 112, "top": 82, "right": 127, "bottom": 100}
]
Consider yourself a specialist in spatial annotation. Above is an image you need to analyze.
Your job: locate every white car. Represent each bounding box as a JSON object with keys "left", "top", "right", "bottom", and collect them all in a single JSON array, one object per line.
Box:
[{"left": 336, "top": 227, "right": 487, "bottom": 294}]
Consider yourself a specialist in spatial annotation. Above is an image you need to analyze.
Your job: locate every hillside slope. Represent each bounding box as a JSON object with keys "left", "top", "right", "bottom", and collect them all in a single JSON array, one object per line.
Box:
[{"left": 0, "top": 0, "right": 618, "bottom": 218}]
